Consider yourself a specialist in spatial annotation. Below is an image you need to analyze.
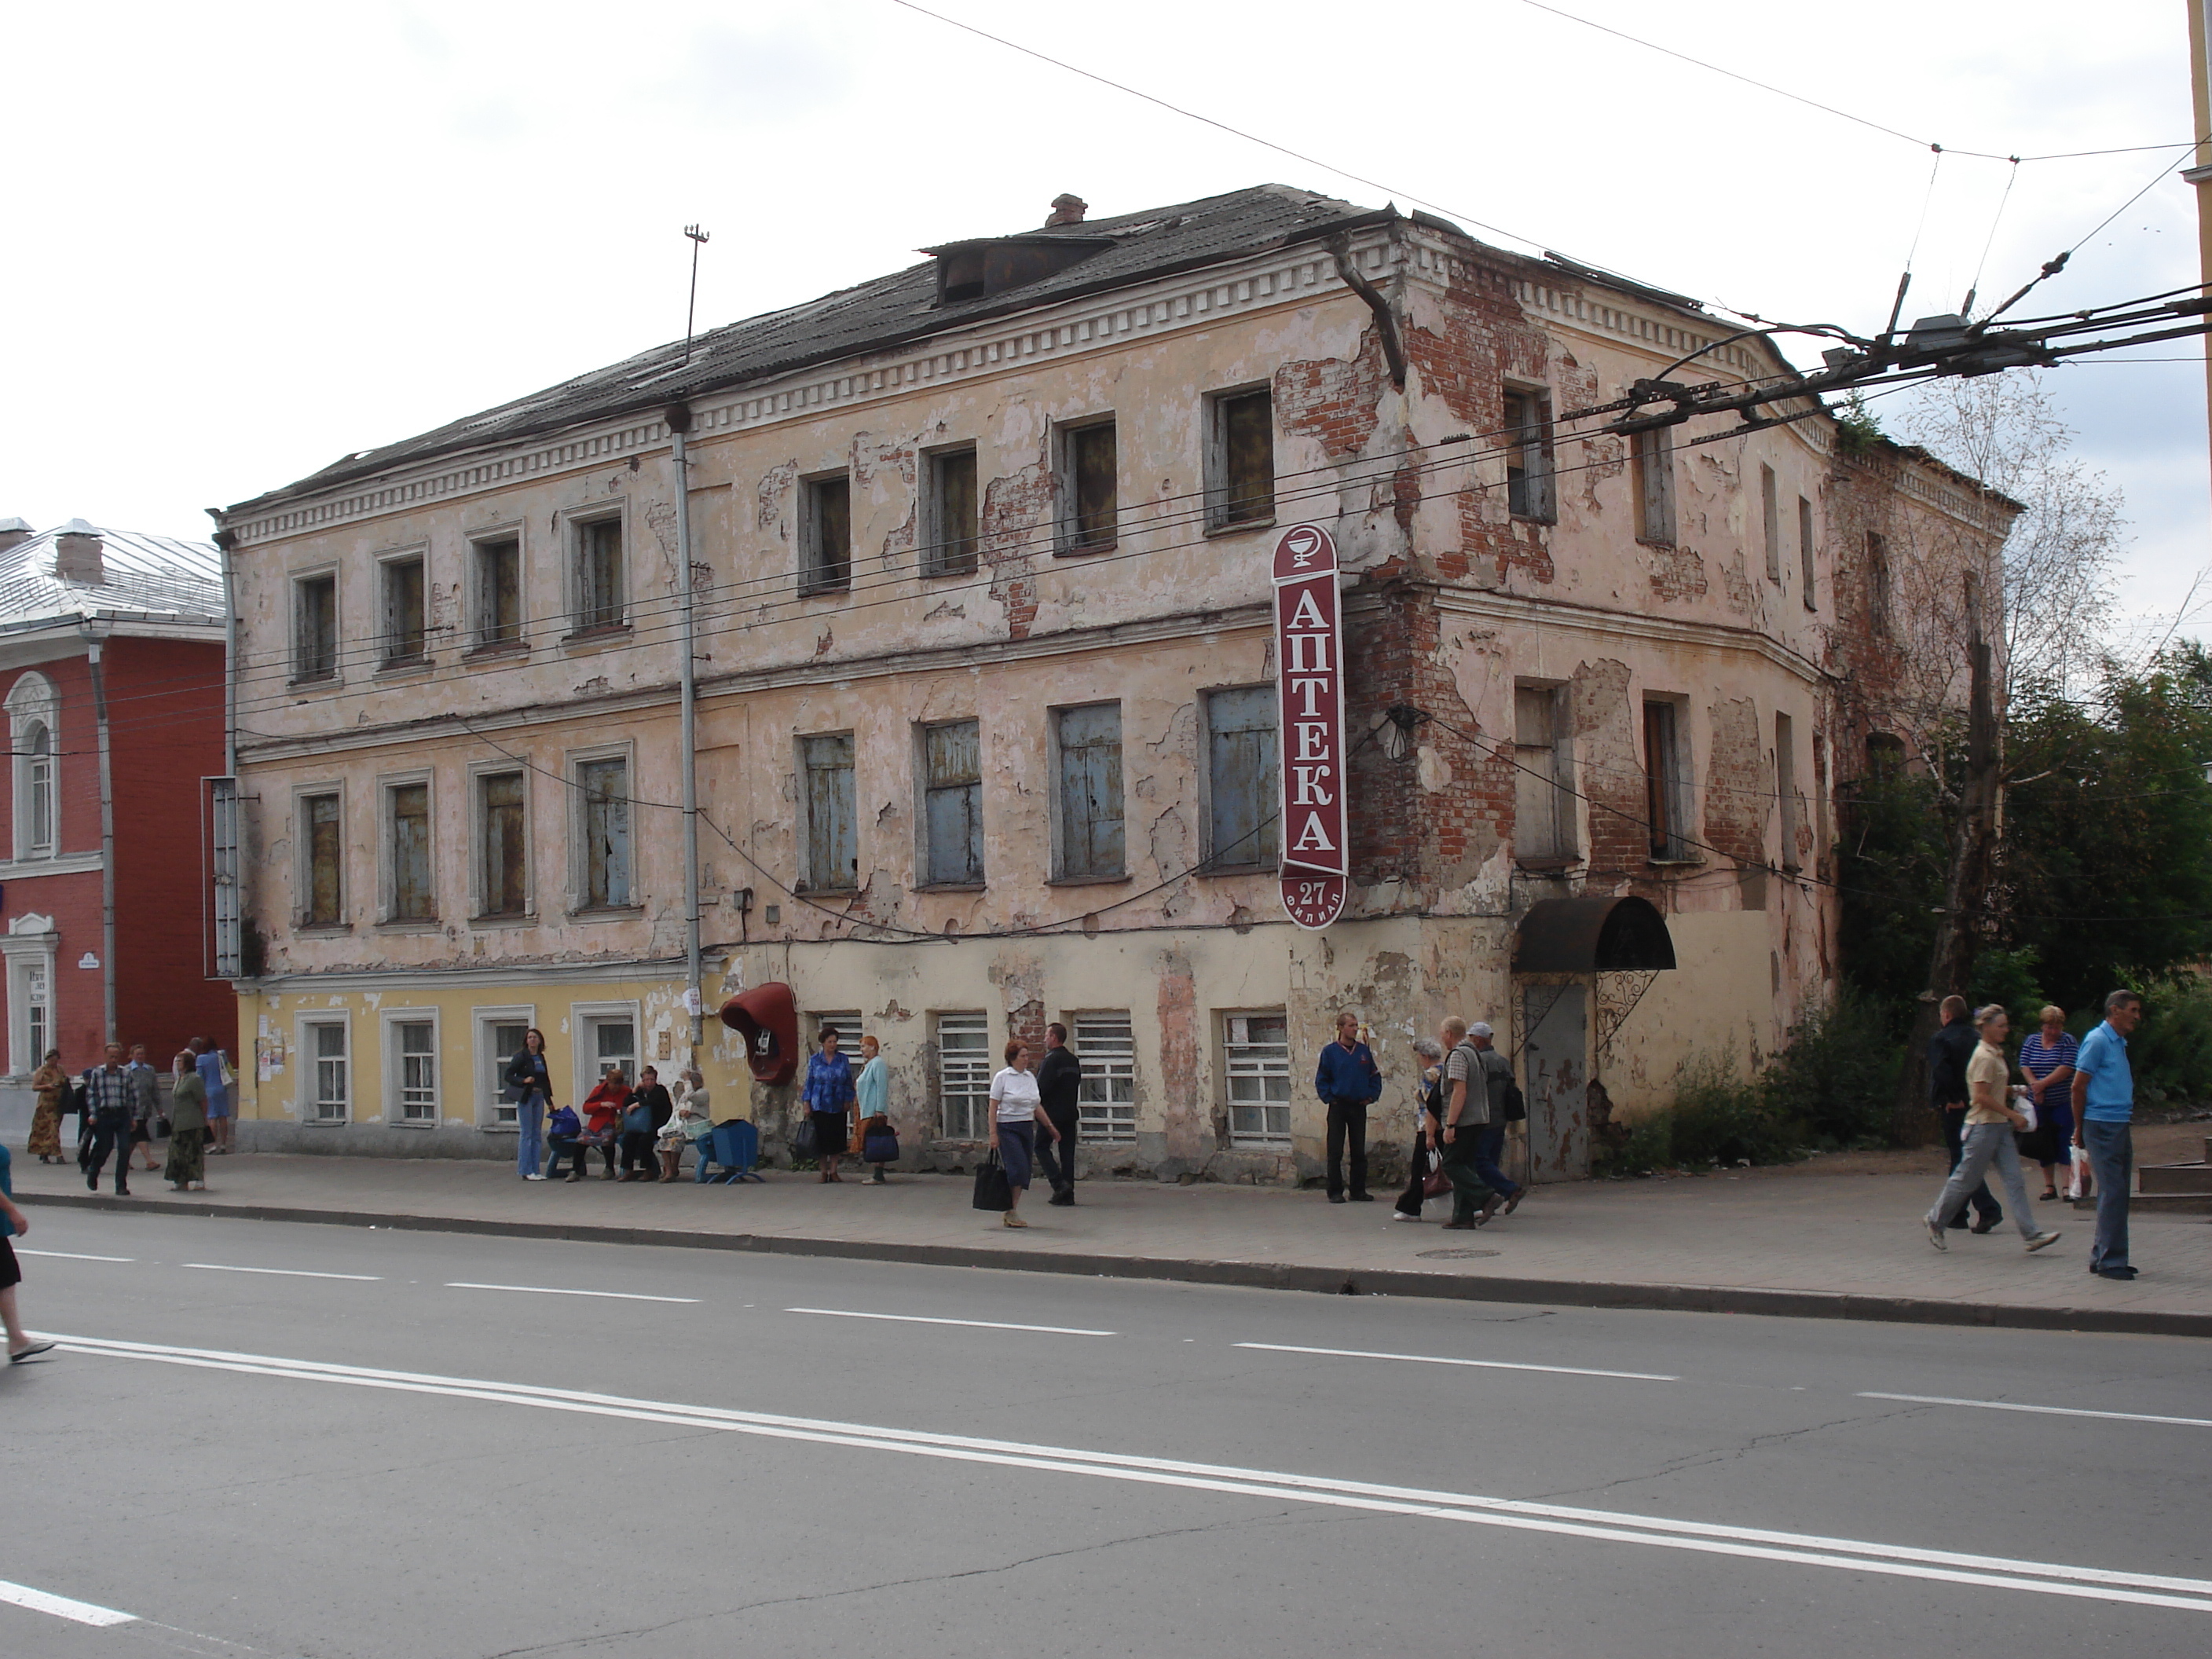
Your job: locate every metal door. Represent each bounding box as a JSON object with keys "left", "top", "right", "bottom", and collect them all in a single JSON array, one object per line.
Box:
[{"left": 1521, "top": 983, "right": 1589, "bottom": 1183}]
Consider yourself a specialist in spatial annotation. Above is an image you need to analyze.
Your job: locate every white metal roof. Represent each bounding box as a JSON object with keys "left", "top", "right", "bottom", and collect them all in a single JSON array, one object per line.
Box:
[{"left": 0, "top": 520, "right": 224, "bottom": 636}]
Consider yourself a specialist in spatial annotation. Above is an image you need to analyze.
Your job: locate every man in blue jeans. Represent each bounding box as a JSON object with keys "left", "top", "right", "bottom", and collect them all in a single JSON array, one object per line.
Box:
[
  {"left": 2071, "top": 989, "right": 2144, "bottom": 1279},
  {"left": 1464, "top": 1023, "right": 1525, "bottom": 1215}
]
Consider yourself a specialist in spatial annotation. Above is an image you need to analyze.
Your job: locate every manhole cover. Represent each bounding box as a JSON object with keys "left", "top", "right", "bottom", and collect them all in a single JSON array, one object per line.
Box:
[{"left": 1415, "top": 1247, "right": 1500, "bottom": 1260}]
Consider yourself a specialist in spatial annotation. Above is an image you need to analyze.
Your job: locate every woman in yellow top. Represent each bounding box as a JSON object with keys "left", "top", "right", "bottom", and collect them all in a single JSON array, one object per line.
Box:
[{"left": 1924, "top": 1006, "right": 2063, "bottom": 1254}]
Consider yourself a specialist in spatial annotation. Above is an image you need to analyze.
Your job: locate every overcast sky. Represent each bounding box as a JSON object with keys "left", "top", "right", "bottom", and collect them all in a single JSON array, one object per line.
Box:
[{"left": 3, "top": 0, "right": 2203, "bottom": 626}]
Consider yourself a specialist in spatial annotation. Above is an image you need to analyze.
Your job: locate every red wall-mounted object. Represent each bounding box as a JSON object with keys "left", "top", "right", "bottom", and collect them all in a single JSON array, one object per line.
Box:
[{"left": 721, "top": 982, "right": 799, "bottom": 1085}]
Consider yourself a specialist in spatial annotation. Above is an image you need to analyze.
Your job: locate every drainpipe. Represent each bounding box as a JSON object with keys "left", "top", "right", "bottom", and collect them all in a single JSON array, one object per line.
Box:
[
  {"left": 665, "top": 404, "right": 703, "bottom": 1051},
  {"left": 82, "top": 627, "right": 117, "bottom": 1042},
  {"left": 212, "top": 528, "right": 237, "bottom": 775}
]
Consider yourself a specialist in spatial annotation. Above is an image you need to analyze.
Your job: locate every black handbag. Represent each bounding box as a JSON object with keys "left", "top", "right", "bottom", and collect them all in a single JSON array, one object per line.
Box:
[
  {"left": 153, "top": 1115, "right": 173, "bottom": 1141},
  {"left": 971, "top": 1150, "right": 1013, "bottom": 1212},
  {"left": 1500, "top": 1079, "right": 1528, "bottom": 1123},
  {"left": 862, "top": 1127, "right": 899, "bottom": 1163},
  {"left": 790, "top": 1115, "right": 820, "bottom": 1159}
]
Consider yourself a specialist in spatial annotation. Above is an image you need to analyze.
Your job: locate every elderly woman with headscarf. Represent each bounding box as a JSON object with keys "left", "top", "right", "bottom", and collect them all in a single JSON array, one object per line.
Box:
[
  {"left": 1392, "top": 1037, "right": 1446, "bottom": 1221},
  {"left": 164, "top": 1050, "right": 209, "bottom": 1192},
  {"left": 27, "top": 1050, "right": 67, "bottom": 1164}
]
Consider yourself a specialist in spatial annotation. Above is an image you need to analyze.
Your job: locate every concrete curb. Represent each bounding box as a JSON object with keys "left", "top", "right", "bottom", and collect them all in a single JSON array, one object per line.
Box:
[{"left": 31, "top": 1192, "right": 2212, "bottom": 1341}]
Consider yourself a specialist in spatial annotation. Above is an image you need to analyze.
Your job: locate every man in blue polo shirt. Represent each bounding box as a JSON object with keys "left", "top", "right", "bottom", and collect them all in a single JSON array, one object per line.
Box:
[{"left": 2071, "top": 989, "right": 2143, "bottom": 1280}]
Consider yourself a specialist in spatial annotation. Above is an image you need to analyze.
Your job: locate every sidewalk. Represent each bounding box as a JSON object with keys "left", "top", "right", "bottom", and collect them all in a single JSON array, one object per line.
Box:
[{"left": 16, "top": 1140, "right": 2208, "bottom": 1339}]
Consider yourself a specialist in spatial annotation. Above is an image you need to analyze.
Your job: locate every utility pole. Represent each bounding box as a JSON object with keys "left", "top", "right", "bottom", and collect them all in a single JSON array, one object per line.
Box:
[
  {"left": 683, "top": 225, "right": 710, "bottom": 365},
  {"left": 668, "top": 401, "right": 703, "bottom": 1055},
  {"left": 2185, "top": 0, "right": 2212, "bottom": 476}
]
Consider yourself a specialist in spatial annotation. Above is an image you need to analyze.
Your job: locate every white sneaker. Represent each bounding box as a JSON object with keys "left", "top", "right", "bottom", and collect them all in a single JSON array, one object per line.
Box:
[
  {"left": 2025, "top": 1230, "right": 2062, "bottom": 1253},
  {"left": 1391, "top": 1211, "right": 1423, "bottom": 1222},
  {"left": 524, "top": 1173, "right": 547, "bottom": 1181}
]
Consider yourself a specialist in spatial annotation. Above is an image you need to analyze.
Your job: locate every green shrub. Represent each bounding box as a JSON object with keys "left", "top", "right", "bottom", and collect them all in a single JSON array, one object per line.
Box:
[
  {"left": 1595, "top": 1053, "right": 1807, "bottom": 1176},
  {"left": 1760, "top": 991, "right": 1899, "bottom": 1148},
  {"left": 2111, "top": 969, "right": 2212, "bottom": 1104}
]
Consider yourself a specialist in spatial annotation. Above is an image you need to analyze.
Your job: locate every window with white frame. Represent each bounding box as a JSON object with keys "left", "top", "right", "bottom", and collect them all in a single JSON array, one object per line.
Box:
[
  {"left": 304, "top": 1019, "right": 349, "bottom": 1122},
  {"left": 577, "top": 1009, "right": 636, "bottom": 1088},
  {"left": 477, "top": 1012, "right": 531, "bottom": 1126},
  {"left": 1072, "top": 1014, "right": 1136, "bottom": 1142},
  {"left": 9, "top": 671, "right": 60, "bottom": 861},
  {"left": 808, "top": 1009, "right": 865, "bottom": 1052},
  {"left": 24, "top": 962, "right": 47, "bottom": 1071},
  {"left": 936, "top": 1012, "right": 991, "bottom": 1140},
  {"left": 389, "top": 1017, "right": 437, "bottom": 1123},
  {"left": 2, "top": 923, "right": 57, "bottom": 1078},
  {"left": 1224, "top": 1012, "right": 1291, "bottom": 1142}
]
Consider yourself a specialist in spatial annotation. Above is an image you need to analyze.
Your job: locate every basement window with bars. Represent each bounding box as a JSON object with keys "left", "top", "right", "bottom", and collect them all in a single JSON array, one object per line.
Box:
[
  {"left": 1224, "top": 1013, "right": 1291, "bottom": 1143},
  {"left": 1073, "top": 1013, "right": 1137, "bottom": 1142},
  {"left": 936, "top": 1012, "right": 991, "bottom": 1140}
]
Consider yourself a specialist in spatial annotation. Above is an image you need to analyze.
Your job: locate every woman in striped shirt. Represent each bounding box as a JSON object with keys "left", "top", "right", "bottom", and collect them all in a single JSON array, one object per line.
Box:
[{"left": 2016, "top": 1006, "right": 2079, "bottom": 1202}]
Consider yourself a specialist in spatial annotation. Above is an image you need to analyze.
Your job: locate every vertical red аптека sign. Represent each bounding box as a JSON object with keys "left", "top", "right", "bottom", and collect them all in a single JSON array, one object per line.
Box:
[{"left": 1273, "top": 523, "right": 1347, "bottom": 929}]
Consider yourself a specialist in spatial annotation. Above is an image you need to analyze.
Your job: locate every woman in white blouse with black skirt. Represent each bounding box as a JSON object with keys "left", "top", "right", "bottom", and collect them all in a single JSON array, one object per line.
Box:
[{"left": 989, "top": 1039, "right": 1061, "bottom": 1229}]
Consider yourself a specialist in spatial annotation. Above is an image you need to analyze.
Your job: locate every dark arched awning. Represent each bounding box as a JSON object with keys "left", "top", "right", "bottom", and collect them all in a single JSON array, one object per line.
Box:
[{"left": 1513, "top": 895, "right": 1676, "bottom": 974}]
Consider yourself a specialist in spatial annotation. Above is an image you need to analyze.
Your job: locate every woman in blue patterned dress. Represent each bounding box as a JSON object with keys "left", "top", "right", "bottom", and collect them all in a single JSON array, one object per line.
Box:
[{"left": 800, "top": 1027, "right": 856, "bottom": 1183}]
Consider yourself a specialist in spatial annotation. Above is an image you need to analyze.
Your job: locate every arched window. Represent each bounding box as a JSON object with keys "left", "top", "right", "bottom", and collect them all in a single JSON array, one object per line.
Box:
[
  {"left": 23, "top": 723, "right": 52, "bottom": 856},
  {"left": 7, "top": 672, "right": 60, "bottom": 862}
]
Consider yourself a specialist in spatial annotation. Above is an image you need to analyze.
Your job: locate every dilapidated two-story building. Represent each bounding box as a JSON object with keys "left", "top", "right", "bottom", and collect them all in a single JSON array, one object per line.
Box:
[{"left": 213, "top": 184, "right": 2012, "bottom": 1182}]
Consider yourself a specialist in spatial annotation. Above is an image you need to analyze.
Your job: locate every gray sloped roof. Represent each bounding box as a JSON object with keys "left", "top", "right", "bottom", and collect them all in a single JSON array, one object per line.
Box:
[
  {"left": 0, "top": 521, "right": 224, "bottom": 635},
  {"left": 226, "top": 184, "right": 1401, "bottom": 515}
]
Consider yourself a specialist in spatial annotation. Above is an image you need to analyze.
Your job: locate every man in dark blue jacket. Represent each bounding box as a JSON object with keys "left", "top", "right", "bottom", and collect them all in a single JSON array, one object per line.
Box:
[{"left": 1314, "top": 1013, "right": 1382, "bottom": 1203}]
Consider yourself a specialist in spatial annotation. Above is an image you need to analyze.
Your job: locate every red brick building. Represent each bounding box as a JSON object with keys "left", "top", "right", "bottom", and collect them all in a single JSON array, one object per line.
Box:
[{"left": 0, "top": 517, "right": 229, "bottom": 1137}]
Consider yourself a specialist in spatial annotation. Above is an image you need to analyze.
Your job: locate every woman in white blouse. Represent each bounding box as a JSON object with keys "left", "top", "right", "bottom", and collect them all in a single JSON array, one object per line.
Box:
[{"left": 988, "top": 1039, "right": 1062, "bottom": 1229}]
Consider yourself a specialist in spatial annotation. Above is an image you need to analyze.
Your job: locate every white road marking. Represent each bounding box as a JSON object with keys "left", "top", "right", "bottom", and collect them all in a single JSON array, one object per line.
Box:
[
  {"left": 1862, "top": 1391, "right": 2212, "bottom": 1430},
  {"left": 14, "top": 1250, "right": 133, "bottom": 1262},
  {"left": 1236, "top": 1341, "right": 1678, "bottom": 1382},
  {"left": 446, "top": 1282, "right": 698, "bottom": 1303},
  {"left": 0, "top": 1577, "right": 136, "bottom": 1627},
  {"left": 41, "top": 1331, "right": 2212, "bottom": 1616},
  {"left": 185, "top": 1263, "right": 380, "bottom": 1281},
  {"left": 786, "top": 1306, "right": 1114, "bottom": 1336}
]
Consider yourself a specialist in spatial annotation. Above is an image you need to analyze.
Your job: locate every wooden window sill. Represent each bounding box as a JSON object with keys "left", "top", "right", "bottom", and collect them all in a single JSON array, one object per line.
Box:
[
  {"left": 567, "top": 904, "right": 645, "bottom": 922},
  {"left": 294, "top": 922, "right": 354, "bottom": 936},
  {"left": 374, "top": 917, "right": 441, "bottom": 932},
  {"left": 1048, "top": 873, "right": 1131, "bottom": 888},
  {"left": 1057, "top": 542, "right": 1117, "bottom": 558},
  {"left": 560, "top": 625, "right": 631, "bottom": 650},
  {"left": 1204, "top": 518, "right": 1276, "bottom": 539},
  {"left": 376, "top": 657, "right": 434, "bottom": 679},
  {"left": 470, "top": 913, "right": 537, "bottom": 929},
  {"left": 464, "top": 641, "right": 529, "bottom": 663},
  {"left": 913, "top": 882, "right": 987, "bottom": 894}
]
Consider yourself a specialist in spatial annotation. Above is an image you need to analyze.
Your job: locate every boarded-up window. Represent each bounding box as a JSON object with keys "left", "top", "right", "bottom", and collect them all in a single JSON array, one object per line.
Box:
[
  {"left": 476, "top": 537, "right": 522, "bottom": 646},
  {"left": 1643, "top": 700, "right": 1691, "bottom": 861},
  {"left": 1633, "top": 427, "right": 1676, "bottom": 545},
  {"left": 1775, "top": 712, "right": 1802, "bottom": 871},
  {"left": 921, "top": 720, "right": 983, "bottom": 886},
  {"left": 395, "top": 1020, "right": 437, "bottom": 1122},
  {"left": 801, "top": 733, "right": 857, "bottom": 891},
  {"left": 1225, "top": 1013, "right": 1291, "bottom": 1141},
  {"left": 303, "top": 791, "right": 342, "bottom": 926},
  {"left": 1760, "top": 464, "right": 1782, "bottom": 584},
  {"left": 804, "top": 474, "right": 852, "bottom": 594},
  {"left": 577, "top": 757, "right": 632, "bottom": 908},
  {"left": 926, "top": 450, "right": 978, "bottom": 577},
  {"left": 1055, "top": 704, "right": 1123, "bottom": 879},
  {"left": 1866, "top": 532, "right": 1892, "bottom": 635},
  {"left": 1205, "top": 687, "right": 1277, "bottom": 869},
  {"left": 577, "top": 518, "right": 624, "bottom": 630},
  {"left": 1074, "top": 1013, "right": 1137, "bottom": 1142},
  {"left": 308, "top": 1020, "right": 348, "bottom": 1121},
  {"left": 1064, "top": 422, "right": 1117, "bottom": 552},
  {"left": 383, "top": 555, "right": 426, "bottom": 664},
  {"left": 1799, "top": 497, "right": 1818, "bottom": 610},
  {"left": 389, "top": 782, "right": 433, "bottom": 921},
  {"left": 479, "top": 771, "right": 526, "bottom": 917},
  {"left": 1503, "top": 389, "right": 1555, "bottom": 522},
  {"left": 1213, "top": 390, "right": 1274, "bottom": 527},
  {"left": 1514, "top": 684, "right": 1576, "bottom": 862},
  {"left": 295, "top": 573, "right": 337, "bottom": 679},
  {"left": 936, "top": 1011, "right": 991, "bottom": 1139}
]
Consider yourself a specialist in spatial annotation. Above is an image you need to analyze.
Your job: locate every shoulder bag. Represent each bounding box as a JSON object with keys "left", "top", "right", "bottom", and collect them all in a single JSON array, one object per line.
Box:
[
  {"left": 862, "top": 1117, "right": 899, "bottom": 1164},
  {"left": 790, "top": 1115, "right": 820, "bottom": 1159}
]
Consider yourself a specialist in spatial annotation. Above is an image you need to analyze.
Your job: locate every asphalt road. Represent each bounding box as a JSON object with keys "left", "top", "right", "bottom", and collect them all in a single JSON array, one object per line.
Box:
[{"left": 4, "top": 1207, "right": 2209, "bottom": 1659}]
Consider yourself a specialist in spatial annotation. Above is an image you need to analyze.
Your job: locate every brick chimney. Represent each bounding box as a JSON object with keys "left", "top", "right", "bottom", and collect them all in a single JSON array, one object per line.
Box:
[
  {"left": 53, "top": 518, "right": 106, "bottom": 584},
  {"left": 0, "top": 517, "right": 31, "bottom": 554},
  {"left": 1044, "top": 192, "right": 1088, "bottom": 228}
]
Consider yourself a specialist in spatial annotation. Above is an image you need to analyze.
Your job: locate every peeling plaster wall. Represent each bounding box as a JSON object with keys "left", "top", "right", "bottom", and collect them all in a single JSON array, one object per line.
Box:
[{"left": 222, "top": 214, "right": 2012, "bottom": 1176}]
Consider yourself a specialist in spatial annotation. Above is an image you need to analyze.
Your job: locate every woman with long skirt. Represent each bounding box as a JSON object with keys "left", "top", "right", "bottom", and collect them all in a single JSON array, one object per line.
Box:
[{"left": 26, "top": 1051, "right": 66, "bottom": 1163}]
